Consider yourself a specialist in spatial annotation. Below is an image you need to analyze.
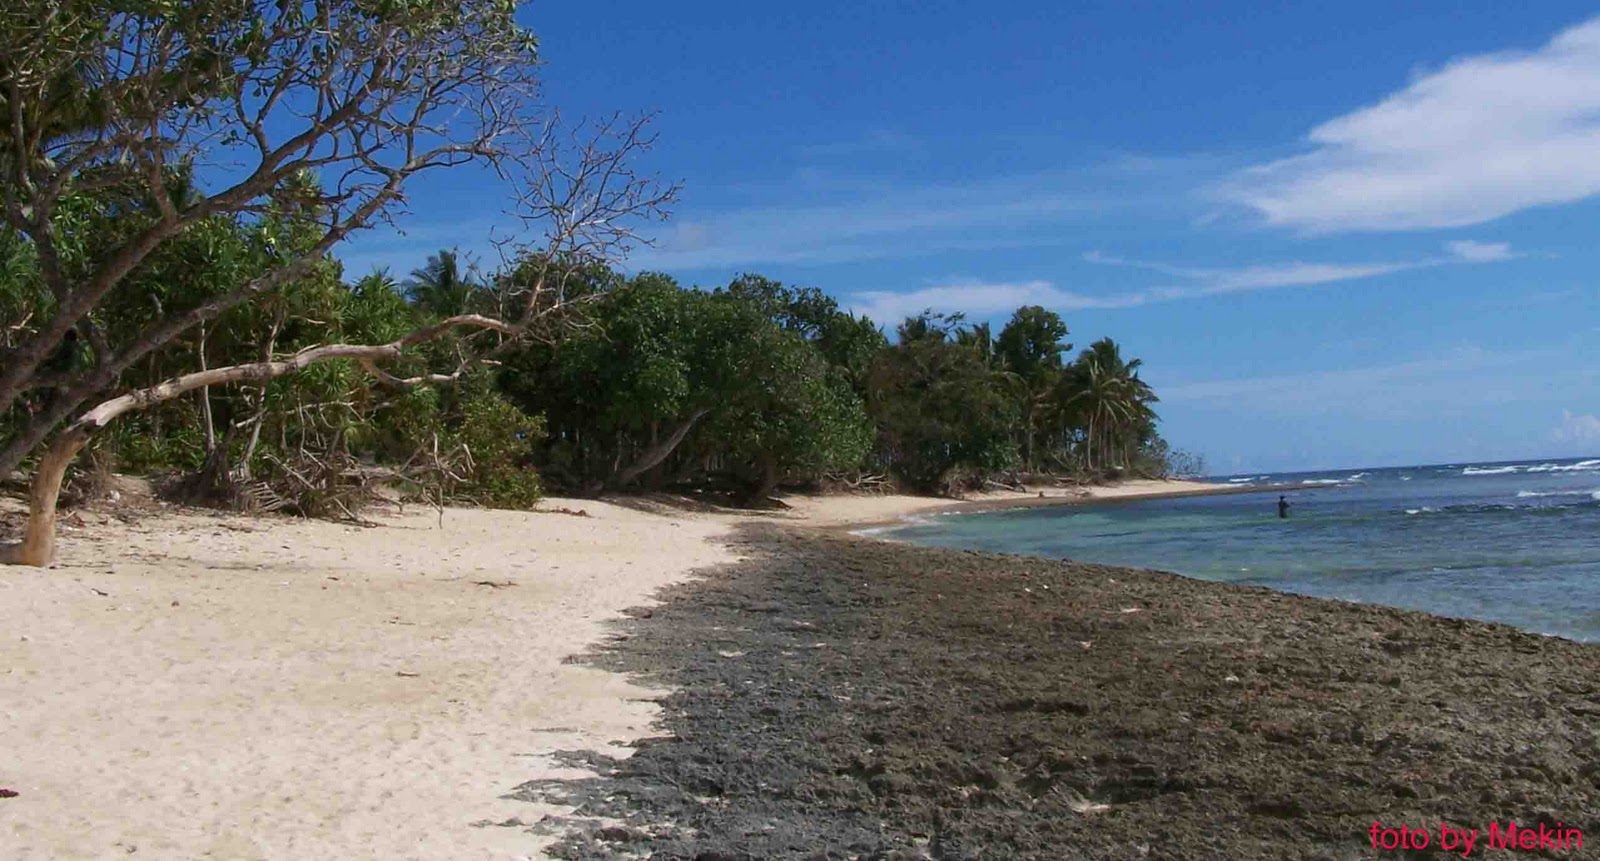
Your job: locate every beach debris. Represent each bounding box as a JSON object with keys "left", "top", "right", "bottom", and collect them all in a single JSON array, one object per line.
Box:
[
  {"left": 717, "top": 650, "right": 745, "bottom": 658},
  {"left": 90, "top": 587, "right": 110, "bottom": 597},
  {"left": 469, "top": 816, "right": 531, "bottom": 828},
  {"left": 1224, "top": 674, "right": 1241, "bottom": 683},
  {"left": 396, "top": 671, "right": 420, "bottom": 678},
  {"left": 549, "top": 506, "right": 590, "bottom": 517},
  {"left": 1060, "top": 788, "right": 1111, "bottom": 814},
  {"left": 471, "top": 579, "right": 517, "bottom": 588},
  {"left": 594, "top": 824, "right": 644, "bottom": 843},
  {"left": 1119, "top": 607, "right": 1142, "bottom": 614},
  {"left": 0, "top": 789, "right": 17, "bottom": 798},
  {"left": 1078, "top": 641, "right": 1093, "bottom": 650}
]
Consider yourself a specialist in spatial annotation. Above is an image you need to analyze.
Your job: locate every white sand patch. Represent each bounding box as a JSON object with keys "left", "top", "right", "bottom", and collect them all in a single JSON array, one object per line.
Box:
[{"left": 0, "top": 500, "right": 733, "bottom": 860}]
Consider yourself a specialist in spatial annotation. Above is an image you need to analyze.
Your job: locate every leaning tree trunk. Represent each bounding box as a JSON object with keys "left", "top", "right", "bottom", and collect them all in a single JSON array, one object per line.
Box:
[
  {"left": 0, "top": 315, "right": 514, "bottom": 567},
  {"left": 0, "top": 430, "right": 91, "bottom": 566},
  {"left": 603, "top": 408, "right": 710, "bottom": 493},
  {"left": 745, "top": 449, "right": 780, "bottom": 504}
]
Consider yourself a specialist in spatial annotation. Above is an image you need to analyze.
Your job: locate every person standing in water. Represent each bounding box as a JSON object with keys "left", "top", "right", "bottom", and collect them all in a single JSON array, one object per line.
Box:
[{"left": 1277, "top": 495, "right": 1291, "bottom": 519}]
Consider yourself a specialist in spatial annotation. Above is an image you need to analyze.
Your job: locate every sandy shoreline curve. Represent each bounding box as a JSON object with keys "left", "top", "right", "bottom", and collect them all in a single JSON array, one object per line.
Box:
[{"left": 0, "top": 478, "right": 1236, "bottom": 859}]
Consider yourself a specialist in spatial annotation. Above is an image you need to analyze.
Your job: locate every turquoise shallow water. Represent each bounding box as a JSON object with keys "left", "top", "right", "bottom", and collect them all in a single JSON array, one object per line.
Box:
[{"left": 880, "top": 457, "right": 1600, "bottom": 642}]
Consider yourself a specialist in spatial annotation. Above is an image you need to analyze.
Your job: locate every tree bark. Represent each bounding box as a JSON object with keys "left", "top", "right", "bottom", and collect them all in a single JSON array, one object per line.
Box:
[
  {"left": 198, "top": 323, "right": 217, "bottom": 454},
  {"left": 0, "top": 430, "right": 90, "bottom": 566},
  {"left": 746, "top": 449, "right": 780, "bottom": 503},
  {"left": 606, "top": 409, "right": 709, "bottom": 491}
]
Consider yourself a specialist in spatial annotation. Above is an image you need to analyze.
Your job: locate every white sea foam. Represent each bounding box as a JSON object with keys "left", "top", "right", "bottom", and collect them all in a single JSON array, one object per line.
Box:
[
  {"left": 1300, "top": 478, "right": 1344, "bottom": 485},
  {"left": 1517, "top": 488, "right": 1600, "bottom": 499},
  {"left": 1466, "top": 459, "right": 1599, "bottom": 477},
  {"left": 1536, "top": 457, "right": 1600, "bottom": 473},
  {"left": 1461, "top": 465, "right": 1520, "bottom": 476},
  {"left": 1404, "top": 507, "right": 1438, "bottom": 515}
]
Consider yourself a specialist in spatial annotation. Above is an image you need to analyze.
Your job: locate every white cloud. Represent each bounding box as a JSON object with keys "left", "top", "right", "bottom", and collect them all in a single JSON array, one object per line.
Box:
[
  {"left": 1552, "top": 410, "right": 1600, "bottom": 442},
  {"left": 625, "top": 173, "right": 1097, "bottom": 271},
  {"left": 1160, "top": 348, "right": 1511, "bottom": 405},
  {"left": 796, "top": 129, "right": 921, "bottom": 159},
  {"left": 1444, "top": 239, "right": 1516, "bottom": 262},
  {"left": 620, "top": 156, "right": 1208, "bottom": 273},
  {"left": 1157, "top": 345, "right": 1586, "bottom": 421},
  {"left": 1224, "top": 17, "right": 1600, "bottom": 231},
  {"left": 845, "top": 240, "right": 1514, "bottom": 323},
  {"left": 845, "top": 280, "right": 1108, "bottom": 324}
]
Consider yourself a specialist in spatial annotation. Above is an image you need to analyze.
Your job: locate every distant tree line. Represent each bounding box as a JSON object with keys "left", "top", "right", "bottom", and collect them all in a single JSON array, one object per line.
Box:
[{"left": 6, "top": 232, "right": 1196, "bottom": 508}]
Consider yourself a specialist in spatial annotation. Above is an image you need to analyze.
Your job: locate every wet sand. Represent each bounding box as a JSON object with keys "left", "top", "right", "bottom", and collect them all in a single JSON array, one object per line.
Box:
[{"left": 538, "top": 525, "right": 1600, "bottom": 859}]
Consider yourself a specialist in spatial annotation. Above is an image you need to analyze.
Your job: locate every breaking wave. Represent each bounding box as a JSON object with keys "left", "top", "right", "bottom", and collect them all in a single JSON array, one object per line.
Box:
[{"left": 1462, "top": 465, "right": 1520, "bottom": 476}]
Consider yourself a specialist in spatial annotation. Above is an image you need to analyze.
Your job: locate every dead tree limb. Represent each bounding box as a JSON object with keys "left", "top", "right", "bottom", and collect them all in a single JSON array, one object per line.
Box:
[{"left": 1, "top": 315, "right": 509, "bottom": 566}]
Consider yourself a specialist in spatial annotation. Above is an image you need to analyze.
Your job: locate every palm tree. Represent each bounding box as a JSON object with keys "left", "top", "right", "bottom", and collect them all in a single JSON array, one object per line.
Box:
[
  {"left": 954, "top": 321, "right": 995, "bottom": 365},
  {"left": 1057, "top": 338, "right": 1158, "bottom": 473},
  {"left": 404, "top": 249, "right": 479, "bottom": 318}
]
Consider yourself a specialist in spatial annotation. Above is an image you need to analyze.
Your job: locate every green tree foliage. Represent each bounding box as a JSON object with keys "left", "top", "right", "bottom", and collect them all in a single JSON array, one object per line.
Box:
[
  {"left": 447, "top": 387, "right": 545, "bottom": 509},
  {"left": 996, "top": 305, "right": 1070, "bottom": 469},
  {"left": 868, "top": 312, "right": 1021, "bottom": 492},
  {"left": 693, "top": 284, "right": 871, "bottom": 499},
  {"left": 502, "top": 273, "right": 872, "bottom": 499},
  {"left": 1055, "top": 337, "right": 1160, "bottom": 474},
  {"left": 0, "top": 0, "right": 548, "bottom": 479},
  {"left": 404, "top": 250, "right": 481, "bottom": 318}
]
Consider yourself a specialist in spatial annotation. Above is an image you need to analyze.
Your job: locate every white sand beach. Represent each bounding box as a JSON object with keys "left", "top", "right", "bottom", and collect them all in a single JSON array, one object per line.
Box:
[{"left": 0, "top": 479, "right": 1220, "bottom": 860}]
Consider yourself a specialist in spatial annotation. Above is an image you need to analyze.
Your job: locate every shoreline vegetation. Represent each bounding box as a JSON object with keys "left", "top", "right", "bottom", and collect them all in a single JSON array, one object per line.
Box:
[{"left": 5, "top": 478, "right": 1592, "bottom": 858}]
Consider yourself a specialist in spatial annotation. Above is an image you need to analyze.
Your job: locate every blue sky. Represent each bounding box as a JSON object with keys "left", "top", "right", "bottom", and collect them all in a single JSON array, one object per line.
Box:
[{"left": 338, "top": 1, "right": 1600, "bottom": 474}]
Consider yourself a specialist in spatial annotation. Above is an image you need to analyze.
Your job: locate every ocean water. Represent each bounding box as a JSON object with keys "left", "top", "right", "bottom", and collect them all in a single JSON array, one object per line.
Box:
[{"left": 880, "top": 457, "right": 1600, "bottom": 642}]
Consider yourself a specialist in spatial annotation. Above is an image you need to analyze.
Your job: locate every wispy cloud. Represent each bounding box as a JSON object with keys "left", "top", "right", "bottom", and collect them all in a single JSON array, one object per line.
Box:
[
  {"left": 1443, "top": 239, "right": 1516, "bottom": 262},
  {"left": 796, "top": 128, "right": 922, "bottom": 160},
  {"left": 1552, "top": 410, "right": 1600, "bottom": 443},
  {"left": 845, "top": 280, "right": 1099, "bottom": 325},
  {"left": 843, "top": 240, "right": 1511, "bottom": 323},
  {"left": 625, "top": 173, "right": 1102, "bottom": 272},
  {"left": 1222, "top": 17, "right": 1600, "bottom": 231},
  {"left": 1157, "top": 344, "right": 1583, "bottom": 420},
  {"left": 1160, "top": 347, "right": 1512, "bottom": 405}
]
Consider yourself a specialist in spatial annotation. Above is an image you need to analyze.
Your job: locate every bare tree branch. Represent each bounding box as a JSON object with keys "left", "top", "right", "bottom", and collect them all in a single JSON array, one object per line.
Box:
[{"left": 0, "top": 0, "right": 542, "bottom": 424}]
